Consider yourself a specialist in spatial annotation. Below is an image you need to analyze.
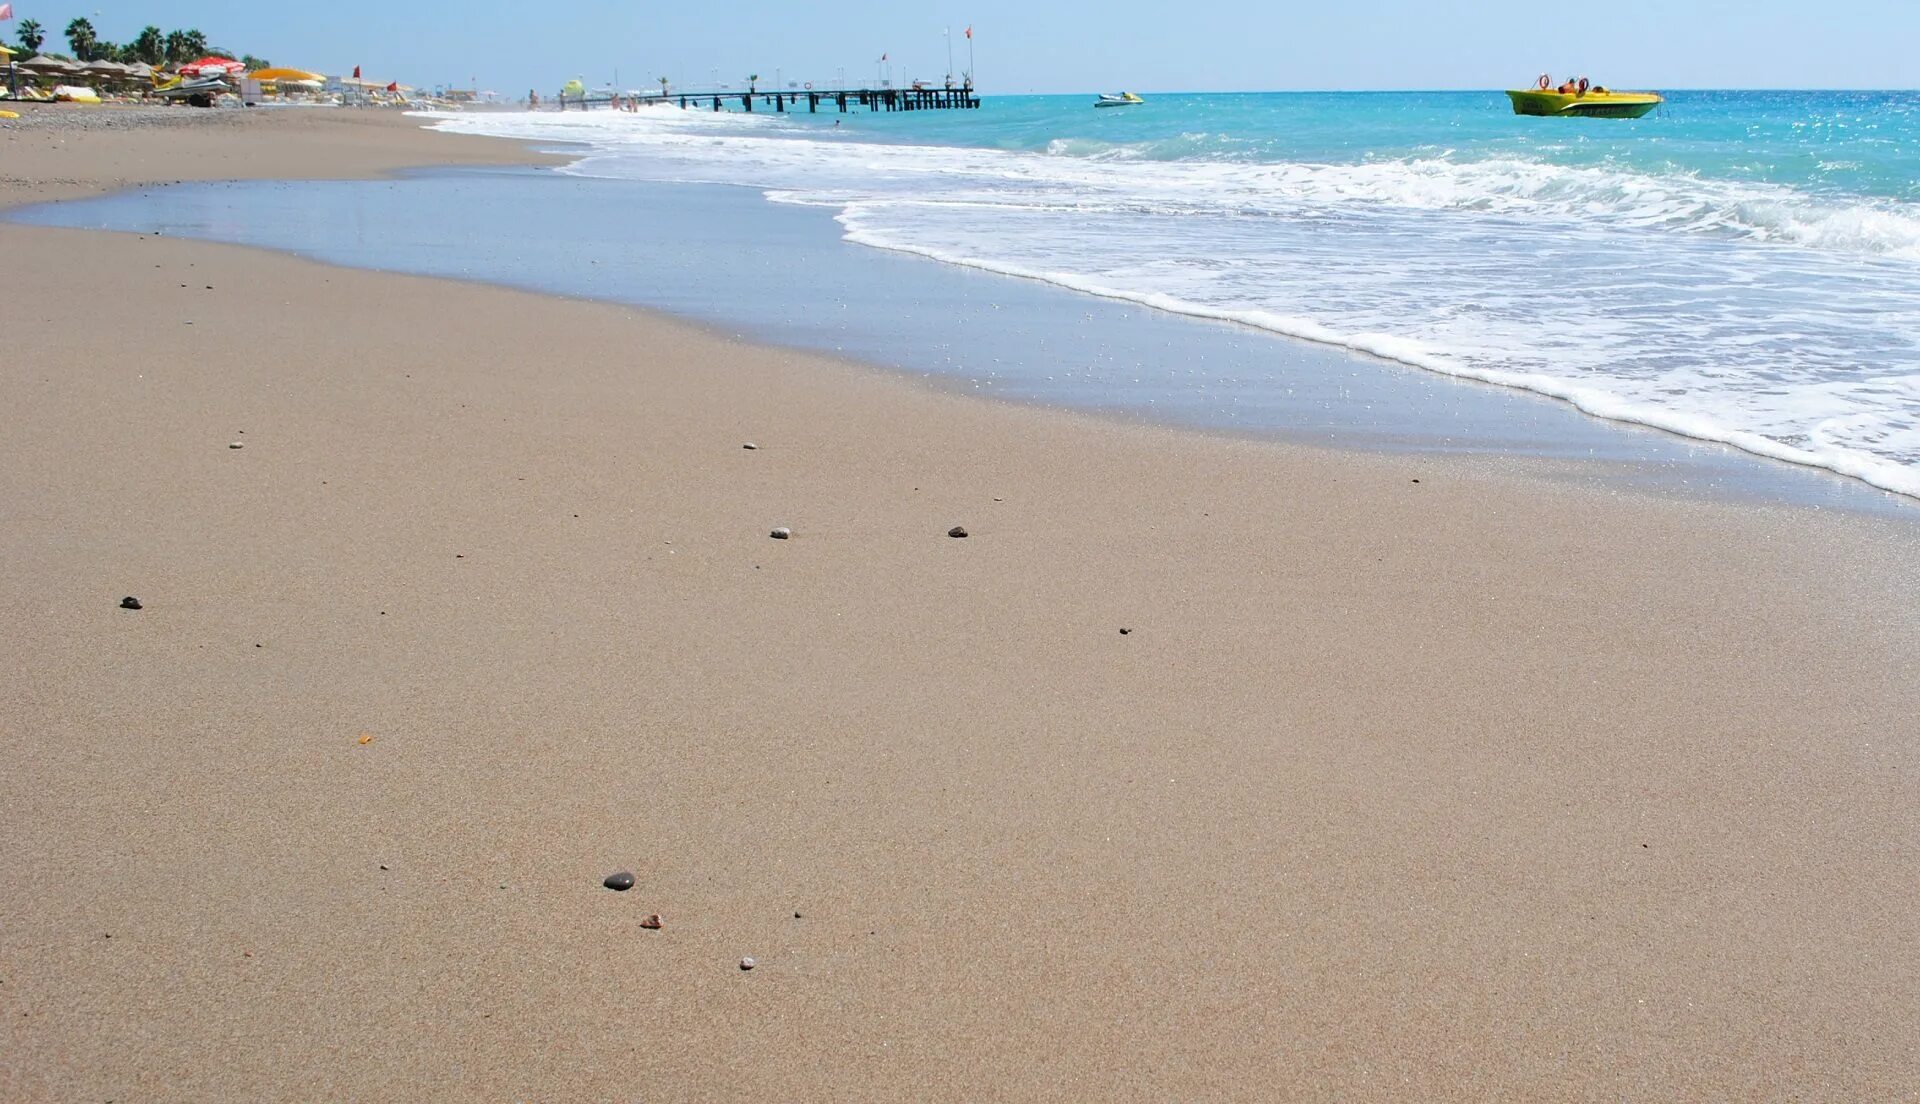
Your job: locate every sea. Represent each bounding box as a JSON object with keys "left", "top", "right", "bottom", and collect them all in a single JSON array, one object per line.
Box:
[{"left": 422, "top": 90, "right": 1920, "bottom": 499}]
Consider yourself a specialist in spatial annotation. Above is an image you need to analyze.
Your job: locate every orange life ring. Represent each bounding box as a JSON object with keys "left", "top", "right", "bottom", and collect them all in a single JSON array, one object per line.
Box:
[{"left": 1537, "top": 74, "right": 1551, "bottom": 90}]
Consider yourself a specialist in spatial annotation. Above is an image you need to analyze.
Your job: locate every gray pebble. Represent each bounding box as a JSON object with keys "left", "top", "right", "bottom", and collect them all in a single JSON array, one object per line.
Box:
[
  {"left": 228, "top": 442, "right": 244, "bottom": 450},
  {"left": 603, "top": 871, "right": 635, "bottom": 891},
  {"left": 948, "top": 526, "right": 969, "bottom": 539},
  {"left": 770, "top": 527, "right": 792, "bottom": 540},
  {"left": 742, "top": 442, "right": 758, "bottom": 450},
  {"left": 739, "top": 956, "right": 757, "bottom": 971},
  {"left": 120, "top": 597, "right": 142, "bottom": 610}
]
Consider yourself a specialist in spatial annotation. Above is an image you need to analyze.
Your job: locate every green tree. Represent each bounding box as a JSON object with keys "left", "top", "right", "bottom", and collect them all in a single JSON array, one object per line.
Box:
[
  {"left": 163, "top": 28, "right": 208, "bottom": 66},
  {"left": 64, "top": 17, "right": 97, "bottom": 62},
  {"left": 16, "top": 19, "right": 45, "bottom": 56},
  {"left": 240, "top": 55, "right": 271, "bottom": 71},
  {"left": 130, "top": 26, "right": 165, "bottom": 66}
]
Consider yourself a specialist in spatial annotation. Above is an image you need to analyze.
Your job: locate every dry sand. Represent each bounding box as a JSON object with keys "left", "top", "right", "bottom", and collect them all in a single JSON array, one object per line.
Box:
[{"left": 2, "top": 106, "right": 1918, "bottom": 1102}]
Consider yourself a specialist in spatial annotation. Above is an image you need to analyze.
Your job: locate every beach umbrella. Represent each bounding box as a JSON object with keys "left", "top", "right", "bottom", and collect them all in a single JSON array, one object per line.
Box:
[
  {"left": 19, "top": 56, "right": 81, "bottom": 74},
  {"left": 179, "top": 57, "right": 246, "bottom": 77},
  {"left": 246, "top": 67, "right": 323, "bottom": 83}
]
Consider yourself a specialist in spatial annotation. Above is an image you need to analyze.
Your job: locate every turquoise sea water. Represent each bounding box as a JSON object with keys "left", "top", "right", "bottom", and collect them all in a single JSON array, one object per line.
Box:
[
  {"left": 432, "top": 91, "right": 1913, "bottom": 496},
  {"left": 873, "top": 90, "right": 1920, "bottom": 203}
]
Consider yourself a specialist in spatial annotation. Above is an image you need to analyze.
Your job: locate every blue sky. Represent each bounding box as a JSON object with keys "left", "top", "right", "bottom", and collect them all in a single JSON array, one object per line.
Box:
[{"left": 9, "top": 0, "right": 1917, "bottom": 93}]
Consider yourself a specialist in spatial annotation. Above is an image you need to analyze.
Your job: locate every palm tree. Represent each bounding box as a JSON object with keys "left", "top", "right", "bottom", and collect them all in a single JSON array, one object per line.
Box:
[
  {"left": 16, "top": 19, "right": 45, "bottom": 56},
  {"left": 131, "top": 26, "right": 165, "bottom": 65},
  {"left": 241, "top": 54, "right": 271, "bottom": 71},
  {"left": 64, "top": 17, "right": 98, "bottom": 62},
  {"left": 659, "top": 76, "right": 670, "bottom": 97},
  {"left": 163, "top": 28, "right": 208, "bottom": 66}
]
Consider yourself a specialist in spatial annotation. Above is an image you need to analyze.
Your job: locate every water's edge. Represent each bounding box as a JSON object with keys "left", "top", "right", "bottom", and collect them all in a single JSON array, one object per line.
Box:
[{"left": 10, "top": 164, "right": 1913, "bottom": 518}]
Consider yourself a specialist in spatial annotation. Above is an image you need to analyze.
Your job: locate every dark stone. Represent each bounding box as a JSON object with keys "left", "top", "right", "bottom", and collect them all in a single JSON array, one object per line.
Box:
[
  {"left": 603, "top": 871, "right": 635, "bottom": 891},
  {"left": 640, "top": 914, "right": 663, "bottom": 929},
  {"left": 1119, "top": 628, "right": 1132, "bottom": 635},
  {"left": 120, "top": 597, "right": 142, "bottom": 610},
  {"left": 947, "top": 526, "right": 969, "bottom": 539}
]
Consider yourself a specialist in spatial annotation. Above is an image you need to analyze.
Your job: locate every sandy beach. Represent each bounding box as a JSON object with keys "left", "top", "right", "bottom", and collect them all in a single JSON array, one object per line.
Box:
[{"left": 3, "top": 105, "right": 1918, "bottom": 1101}]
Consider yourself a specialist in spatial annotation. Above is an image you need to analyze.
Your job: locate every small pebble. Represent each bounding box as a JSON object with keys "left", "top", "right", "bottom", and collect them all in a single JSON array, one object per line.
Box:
[
  {"left": 948, "top": 526, "right": 969, "bottom": 539},
  {"left": 770, "top": 527, "right": 792, "bottom": 540},
  {"left": 1119, "top": 627, "right": 1132, "bottom": 635},
  {"left": 120, "top": 597, "right": 142, "bottom": 610},
  {"left": 742, "top": 442, "right": 758, "bottom": 450},
  {"left": 739, "top": 957, "right": 757, "bottom": 971},
  {"left": 228, "top": 442, "right": 244, "bottom": 450},
  {"left": 603, "top": 871, "right": 635, "bottom": 891},
  {"left": 640, "top": 914, "right": 663, "bottom": 930}
]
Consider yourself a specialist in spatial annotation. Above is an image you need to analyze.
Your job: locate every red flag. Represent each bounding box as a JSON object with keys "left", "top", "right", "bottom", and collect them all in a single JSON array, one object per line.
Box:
[
  {"left": 964, "top": 26, "right": 972, "bottom": 39},
  {"left": 386, "top": 81, "right": 398, "bottom": 92},
  {"left": 352, "top": 65, "right": 361, "bottom": 79}
]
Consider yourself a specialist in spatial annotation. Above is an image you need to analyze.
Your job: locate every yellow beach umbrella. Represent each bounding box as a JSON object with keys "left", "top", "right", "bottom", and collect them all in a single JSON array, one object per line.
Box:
[{"left": 247, "top": 67, "right": 324, "bottom": 83}]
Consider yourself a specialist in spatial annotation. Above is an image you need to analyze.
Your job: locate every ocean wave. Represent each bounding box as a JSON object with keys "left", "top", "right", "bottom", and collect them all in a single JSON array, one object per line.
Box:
[
  {"left": 420, "top": 108, "right": 1920, "bottom": 499},
  {"left": 833, "top": 210, "right": 1920, "bottom": 500},
  {"left": 425, "top": 110, "right": 1920, "bottom": 261}
]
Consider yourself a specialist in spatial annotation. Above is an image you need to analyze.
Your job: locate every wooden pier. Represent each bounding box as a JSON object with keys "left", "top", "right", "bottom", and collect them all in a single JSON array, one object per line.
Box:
[{"left": 557, "top": 86, "right": 980, "bottom": 113}]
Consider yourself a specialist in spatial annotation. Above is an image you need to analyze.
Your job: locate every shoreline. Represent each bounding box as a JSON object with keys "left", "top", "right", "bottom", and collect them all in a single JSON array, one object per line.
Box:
[
  {"left": 418, "top": 101, "right": 1920, "bottom": 505},
  {"left": 4, "top": 108, "right": 1919, "bottom": 1101},
  {"left": 16, "top": 160, "right": 1913, "bottom": 516}
]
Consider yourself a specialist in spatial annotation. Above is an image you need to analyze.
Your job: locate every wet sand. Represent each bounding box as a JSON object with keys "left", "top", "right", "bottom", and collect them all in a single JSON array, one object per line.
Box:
[{"left": 2, "top": 106, "right": 1917, "bottom": 1102}]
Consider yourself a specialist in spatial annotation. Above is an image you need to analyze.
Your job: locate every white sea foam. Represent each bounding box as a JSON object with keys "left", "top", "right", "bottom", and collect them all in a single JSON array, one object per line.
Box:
[{"left": 423, "top": 109, "right": 1920, "bottom": 498}]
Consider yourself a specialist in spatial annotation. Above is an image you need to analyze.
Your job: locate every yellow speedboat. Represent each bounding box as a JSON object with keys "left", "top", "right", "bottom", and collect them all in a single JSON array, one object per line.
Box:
[{"left": 1507, "top": 86, "right": 1662, "bottom": 119}]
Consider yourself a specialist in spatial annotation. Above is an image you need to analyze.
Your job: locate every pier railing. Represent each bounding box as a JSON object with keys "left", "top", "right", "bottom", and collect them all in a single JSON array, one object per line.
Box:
[{"left": 556, "top": 86, "right": 980, "bottom": 113}]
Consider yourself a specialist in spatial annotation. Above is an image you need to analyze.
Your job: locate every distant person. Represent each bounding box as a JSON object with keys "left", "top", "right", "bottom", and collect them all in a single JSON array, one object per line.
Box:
[{"left": 528, "top": 89, "right": 539, "bottom": 109}]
